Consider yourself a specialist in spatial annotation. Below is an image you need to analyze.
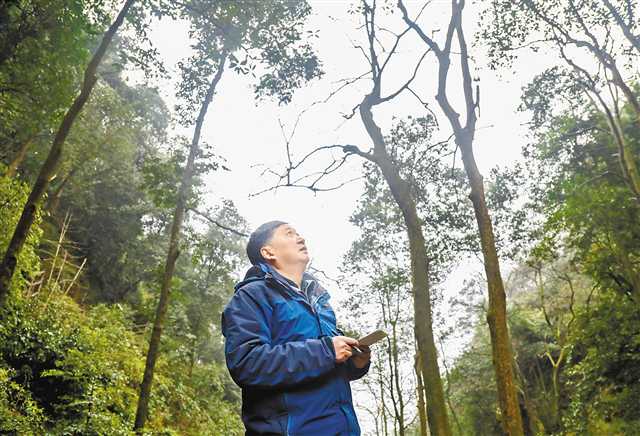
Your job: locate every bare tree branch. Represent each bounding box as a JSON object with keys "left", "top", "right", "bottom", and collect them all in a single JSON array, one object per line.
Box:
[
  {"left": 379, "top": 49, "right": 430, "bottom": 103},
  {"left": 188, "top": 208, "right": 248, "bottom": 237}
]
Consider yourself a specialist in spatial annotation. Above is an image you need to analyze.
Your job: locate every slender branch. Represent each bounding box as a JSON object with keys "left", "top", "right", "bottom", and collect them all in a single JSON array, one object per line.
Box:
[
  {"left": 379, "top": 26, "right": 412, "bottom": 73},
  {"left": 379, "top": 49, "right": 430, "bottom": 103},
  {"left": 398, "top": 0, "right": 442, "bottom": 56},
  {"left": 188, "top": 208, "right": 248, "bottom": 237},
  {"left": 250, "top": 175, "right": 363, "bottom": 197}
]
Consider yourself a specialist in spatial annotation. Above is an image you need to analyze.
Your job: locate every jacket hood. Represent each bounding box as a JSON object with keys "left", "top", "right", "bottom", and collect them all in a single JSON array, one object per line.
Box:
[
  {"left": 234, "top": 265, "right": 265, "bottom": 291},
  {"left": 233, "top": 264, "right": 319, "bottom": 293}
]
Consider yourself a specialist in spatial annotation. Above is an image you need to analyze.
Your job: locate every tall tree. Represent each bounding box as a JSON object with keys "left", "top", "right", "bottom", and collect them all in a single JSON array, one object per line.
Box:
[
  {"left": 259, "top": 2, "right": 471, "bottom": 432},
  {"left": 398, "top": 0, "right": 525, "bottom": 434},
  {"left": 134, "top": 51, "right": 227, "bottom": 430},
  {"left": 341, "top": 120, "right": 472, "bottom": 435},
  {"left": 133, "top": 0, "right": 323, "bottom": 430}
]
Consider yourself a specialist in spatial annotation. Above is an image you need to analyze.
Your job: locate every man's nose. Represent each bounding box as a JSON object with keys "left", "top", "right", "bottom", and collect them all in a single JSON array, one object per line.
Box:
[{"left": 297, "top": 235, "right": 305, "bottom": 244}]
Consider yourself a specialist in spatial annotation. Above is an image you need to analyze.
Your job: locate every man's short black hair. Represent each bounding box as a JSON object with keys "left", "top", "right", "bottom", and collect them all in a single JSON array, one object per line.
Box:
[{"left": 246, "top": 220, "right": 288, "bottom": 265}]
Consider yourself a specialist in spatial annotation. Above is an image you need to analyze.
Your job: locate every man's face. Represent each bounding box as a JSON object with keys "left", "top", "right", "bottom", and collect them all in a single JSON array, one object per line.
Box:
[{"left": 260, "top": 224, "right": 310, "bottom": 269}]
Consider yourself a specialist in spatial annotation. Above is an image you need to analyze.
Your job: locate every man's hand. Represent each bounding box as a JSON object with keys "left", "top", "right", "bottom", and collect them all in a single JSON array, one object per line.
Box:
[
  {"left": 332, "top": 336, "right": 358, "bottom": 363},
  {"left": 351, "top": 345, "right": 371, "bottom": 369}
]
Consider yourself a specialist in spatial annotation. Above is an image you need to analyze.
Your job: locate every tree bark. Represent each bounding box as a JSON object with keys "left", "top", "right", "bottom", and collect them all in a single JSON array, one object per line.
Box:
[
  {"left": 457, "top": 133, "right": 524, "bottom": 436},
  {"left": 390, "top": 322, "right": 405, "bottom": 435},
  {"left": 359, "top": 94, "right": 452, "bottom": 436},
  {"left": 133, "top": 53, "right": 227, "bottom": 432},
  {"left": 0, "top": 0, "right": 136, "bottom": 307},
  {"left": 415, "top": 353, "right": 429, "bottom": 436}
]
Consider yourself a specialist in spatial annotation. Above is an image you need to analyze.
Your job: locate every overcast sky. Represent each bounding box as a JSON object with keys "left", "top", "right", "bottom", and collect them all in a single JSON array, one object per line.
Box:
[
  {"left": 142, "top": 0, "right": 554, "bottom": 431},
  {"left": 144, "top": 0, "right": 541, "bottom": 275}
]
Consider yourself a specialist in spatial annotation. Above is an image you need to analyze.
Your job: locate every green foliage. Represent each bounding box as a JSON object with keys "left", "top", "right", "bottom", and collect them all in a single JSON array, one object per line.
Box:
[
  {"left": 0, "top": 0, "right": 166, "bottom": 178},
  {"left": 175, "top": 0, "right": 323, "bottom": 124},
  {"left": 0, "top": 285, "right": 243, "bottom": 435},
  {"left": 0, "top": 0, "right": 98, "bottom": 155},
  {"left": 479, "top": 0, "right": 639, "bottom": 73},
  {"left": 447, "top": 326, "right": 501, "bottom": 436},
  {"left": 563, "top": 290, "right": 640, "bottom": 434},
  {"left": 0, "top": 366, "right": 45, "bottom": 434},
  {"left": 0, "top": 167, "right": 42, "bottom": 292},
  {"left": 347, "top": 116, "right": 475, "bottom": 283},
  {"left": 526, "top": 102, "right": 640, "bottom": 298},
  {"left": 445, "top": 88, "right": 640, "bottom": 434},
  {"left": 50, "top": 79, "right": 172, "bottom": 303},
  {"left": 0, "top": 291, "right": 137, "bottom": 434}
]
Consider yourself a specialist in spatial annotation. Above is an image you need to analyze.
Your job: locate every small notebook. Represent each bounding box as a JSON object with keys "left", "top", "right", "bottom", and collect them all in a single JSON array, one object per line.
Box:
[
  {"left": 358, "top": 330, "right": 387, "bottom": 347},
  {"left": 351, "top": 330, "right": 388, "bottom": 355}
]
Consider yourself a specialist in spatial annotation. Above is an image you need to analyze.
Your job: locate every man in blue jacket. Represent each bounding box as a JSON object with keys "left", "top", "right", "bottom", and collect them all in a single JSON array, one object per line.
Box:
[{"left": 221, "top": 221, "right": 371, "bottom": 435}]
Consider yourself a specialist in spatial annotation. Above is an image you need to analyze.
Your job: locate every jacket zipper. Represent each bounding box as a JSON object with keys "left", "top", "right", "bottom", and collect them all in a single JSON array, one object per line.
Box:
[{"left": 283, "top": 392, "right": 291, "bottom": 436}]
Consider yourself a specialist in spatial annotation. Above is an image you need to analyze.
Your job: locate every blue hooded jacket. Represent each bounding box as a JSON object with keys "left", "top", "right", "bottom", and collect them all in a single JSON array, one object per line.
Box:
[{"left": 221, "top": 264, "right": 369, "bottom": 435}]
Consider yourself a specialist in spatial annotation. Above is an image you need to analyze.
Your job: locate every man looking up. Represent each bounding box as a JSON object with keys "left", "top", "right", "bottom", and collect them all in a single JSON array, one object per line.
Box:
[{"left": 222, "top": 221, "right": 371, "bottom": 435}]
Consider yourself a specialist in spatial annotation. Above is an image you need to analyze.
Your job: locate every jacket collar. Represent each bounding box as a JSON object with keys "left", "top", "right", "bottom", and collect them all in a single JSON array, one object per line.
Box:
[{"left": 234, "top": 264, "right": 327, "bottom": 302}]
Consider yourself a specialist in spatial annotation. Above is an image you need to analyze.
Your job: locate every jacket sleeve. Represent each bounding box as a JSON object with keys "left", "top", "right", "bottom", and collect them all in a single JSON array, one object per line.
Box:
[
  {"left": 345, "top": 357, "right": 370, "bottom": 381},
  {"left": 221, "top": 288, "right": 336, "bottom": 389}
]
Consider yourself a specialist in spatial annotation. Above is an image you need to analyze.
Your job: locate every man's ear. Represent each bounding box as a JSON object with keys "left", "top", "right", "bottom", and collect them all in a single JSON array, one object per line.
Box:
[{"left": 260, "top": 245, "right": 276, "bottom": 262}]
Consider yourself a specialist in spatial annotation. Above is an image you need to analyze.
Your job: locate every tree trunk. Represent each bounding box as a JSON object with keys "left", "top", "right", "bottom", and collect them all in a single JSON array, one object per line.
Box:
[
  {"left": 4, "top": 136, "right": 32, "bottom": 178},
  {"left": 391, "top": 321, "right": 405, "bottom": 435},
  {"left": 379, "top": 363, "right": 389, "bottom": 436},
  {"left": 396, "top": 0, "right": 524, "bottom": 432},
  {"left": 381, "top": 298, "right": 400, "bottom": 435},
  {"left": 440, "top": 345, "right": 463, "bottom": 435},
  {"left": 384, "top": 319, "right": 405, "bottom": 436},
  {"left": 457, "top": 133, "right": 524, "bottom": 436},
  {"left": 133, "top": 53, "right": 227, "bottom": 432},
  {"left": 546, "top": 347, "right": 565, "bottom": 431},
  {"left": 359, "top": 95, "right": 452, "bottom": 436},
  {"left": 415, "top": 353, "right": 429, "bottom": 436},
  {"left": 596, "top": 92, "right": 640, "bottom": 202},
  {"left": 0, "top": 0, "right": 136, "bottom": 307}
]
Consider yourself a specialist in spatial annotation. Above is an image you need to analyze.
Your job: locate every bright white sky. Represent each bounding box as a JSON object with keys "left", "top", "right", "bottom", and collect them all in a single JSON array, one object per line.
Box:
[{"left": 141, "top": 0, "right": 557, "bottom": 432}]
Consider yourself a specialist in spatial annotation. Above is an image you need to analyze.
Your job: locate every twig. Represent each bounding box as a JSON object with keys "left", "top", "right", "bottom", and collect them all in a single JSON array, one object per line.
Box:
[
  {"left": 188, "top": 208, "right": 249, "bottom": 237},
  {"left": 64, "top": 258, "right": 87, "bottom": 295}
]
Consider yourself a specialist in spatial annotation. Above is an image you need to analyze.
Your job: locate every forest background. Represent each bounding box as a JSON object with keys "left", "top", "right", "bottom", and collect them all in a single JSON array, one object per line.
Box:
[{"left": 1, "top": 0, "right": 639, "bottom": 435}]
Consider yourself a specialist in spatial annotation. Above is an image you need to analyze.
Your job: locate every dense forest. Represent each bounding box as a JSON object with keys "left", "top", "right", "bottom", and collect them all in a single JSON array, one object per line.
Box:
[{"left": 0, "top": 0, "right": 638, "bottom": 435}]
